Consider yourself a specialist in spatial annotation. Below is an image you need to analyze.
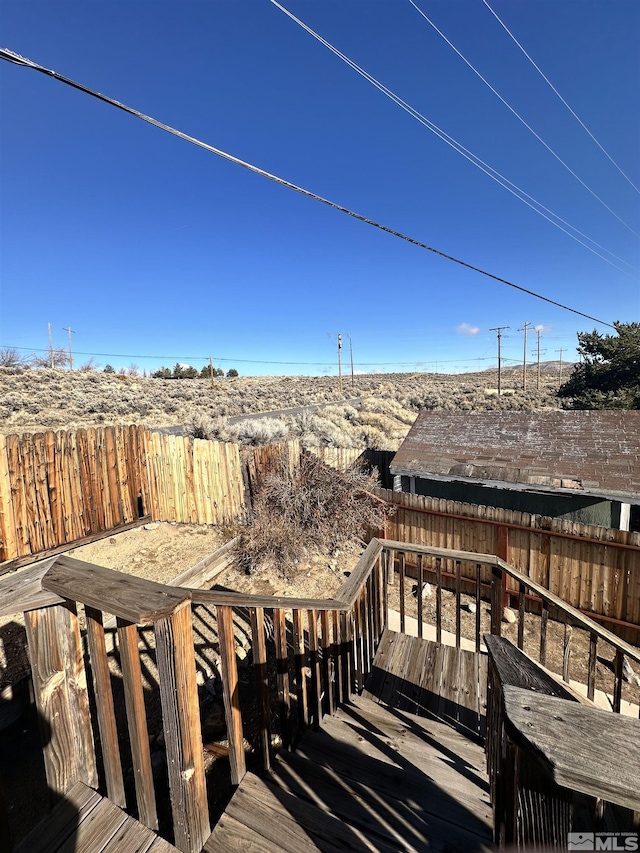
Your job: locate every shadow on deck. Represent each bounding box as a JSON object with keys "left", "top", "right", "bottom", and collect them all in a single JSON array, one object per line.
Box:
[{"left": 205, "top": 630, "right": 493, "bottom": 852}]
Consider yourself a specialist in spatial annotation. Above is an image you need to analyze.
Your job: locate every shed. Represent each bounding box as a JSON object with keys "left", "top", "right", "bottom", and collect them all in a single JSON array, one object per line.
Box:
[{"left": 390, "top": 410, "right": 640, "bottom": 530}]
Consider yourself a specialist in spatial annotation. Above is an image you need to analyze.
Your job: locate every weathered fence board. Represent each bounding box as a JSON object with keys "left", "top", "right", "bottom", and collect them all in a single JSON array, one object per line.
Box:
[
  {"left": 0, "top": 427, "right": 247, "bottom": 564},
  {"left": 379, "top": 488, "right": 640, "bottom": 642}
]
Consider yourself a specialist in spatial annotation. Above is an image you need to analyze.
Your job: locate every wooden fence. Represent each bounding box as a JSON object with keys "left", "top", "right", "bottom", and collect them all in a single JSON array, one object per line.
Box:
[
  {"left": 0, "top": 427, "right": 245, "bottom": 565},
  {"left": 3, "top": 428, "right": 640, "bottom": 643},
  {"left": 146, "top": 432, "right": 244, "bottom": 526},
  {"left": 0, "top": 431, "right": 374, "bottom": 566},
  {"left": 379, "top": 488, "right": 640, "bottom": 643}
]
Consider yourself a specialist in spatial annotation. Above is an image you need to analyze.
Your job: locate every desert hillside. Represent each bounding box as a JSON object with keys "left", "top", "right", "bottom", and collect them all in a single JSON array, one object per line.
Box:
[{"left": 0, "top": 365, "right": 563, "bottom": 449}]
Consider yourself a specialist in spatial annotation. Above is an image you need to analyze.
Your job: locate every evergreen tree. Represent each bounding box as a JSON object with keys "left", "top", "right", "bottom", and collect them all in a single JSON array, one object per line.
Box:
[
  {"left": 558, "top": 322, "right": 640, "bottom": 409},
  {"left": 151, "top": 366, "right": 172, "bottom": 378}
]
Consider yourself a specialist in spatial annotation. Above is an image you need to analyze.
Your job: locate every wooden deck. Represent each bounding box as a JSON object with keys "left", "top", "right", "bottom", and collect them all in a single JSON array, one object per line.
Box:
[
  {"left": 206, "top": 631, "right": 493, "bottom": 852},
  {"left": 13, "top": 781, "right": 178, "bottom": 853},
  {"left": 363, "top": 629, "right": 488, "bottom": 739}
]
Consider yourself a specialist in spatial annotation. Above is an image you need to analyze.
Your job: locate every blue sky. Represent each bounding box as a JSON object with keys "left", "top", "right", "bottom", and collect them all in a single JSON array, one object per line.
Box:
[{"left": 1, "top": 0, "right": 638, "bottom": 376}]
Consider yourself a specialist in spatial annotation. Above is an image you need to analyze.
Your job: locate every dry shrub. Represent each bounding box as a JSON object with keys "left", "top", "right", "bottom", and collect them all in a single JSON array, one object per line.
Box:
[
  {"left": 0, "top": 365, "right": 563, "bottom": 436},
  {"left": 236, "top": 453, "right": 387, "bottom": 578}
]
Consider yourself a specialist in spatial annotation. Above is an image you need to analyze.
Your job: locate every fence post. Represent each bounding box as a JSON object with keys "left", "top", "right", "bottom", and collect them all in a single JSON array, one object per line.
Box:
[
  {"left": 491, "top": 565, "right": 503, "bottom": 636},
  {"left": 497, "top": 525, "right": 510, "bottom": 610}
]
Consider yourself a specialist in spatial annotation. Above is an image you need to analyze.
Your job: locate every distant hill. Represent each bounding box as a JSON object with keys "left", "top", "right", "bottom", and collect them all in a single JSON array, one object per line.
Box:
[
  {"left": 0, "top": 365, "right": 563, "bottom": 447},
  {"left": 483, "top": 360, "right": 574, "bottom": 374}
]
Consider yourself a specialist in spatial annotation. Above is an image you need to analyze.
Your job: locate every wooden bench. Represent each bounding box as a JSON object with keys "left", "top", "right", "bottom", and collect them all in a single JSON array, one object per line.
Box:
[{"left": 14, "top": 782, "right": 178, "bottom": 853}]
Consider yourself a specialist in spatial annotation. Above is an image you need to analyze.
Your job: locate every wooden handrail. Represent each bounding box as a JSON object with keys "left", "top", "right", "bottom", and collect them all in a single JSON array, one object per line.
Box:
[
  {"left": 485, "top": 638, "right": 640, "bottom": 845},
  {"left": 503, "top": 685, "right": 640, "bottom": 812},
  {"left": 190, "top": 590, "right": 346, "bottom": 611},
  {"left": 376, "top": 538, "right": 640, "bottom": 667},
  {"left": 494, "top": 555, "right": 640, "bottom": 666},
  {"left": 378, "top": 538, "right": 501, "bottom": 567},
  {"left": 42, "top": 555, "right": 190, "bottom": 623}
]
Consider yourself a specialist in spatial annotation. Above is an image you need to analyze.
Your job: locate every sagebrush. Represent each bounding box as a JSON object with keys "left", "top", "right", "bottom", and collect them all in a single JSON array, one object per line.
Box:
[{"left": 0, "top": 365, "right": 564, "bottom": 451}]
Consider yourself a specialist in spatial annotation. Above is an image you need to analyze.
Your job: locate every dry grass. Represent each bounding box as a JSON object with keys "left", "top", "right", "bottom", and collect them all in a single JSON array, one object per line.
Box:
[{"left": 0, "top": 365, "right": 563, "bottom": 449}]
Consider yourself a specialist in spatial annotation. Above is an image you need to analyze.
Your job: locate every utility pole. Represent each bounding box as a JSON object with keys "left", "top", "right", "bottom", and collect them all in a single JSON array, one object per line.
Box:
[
  {"left": 518, "top": 322, "right": 531, "bottom": 390},
  {"left": 556, "top": 348, "right": 565, "bottom": 381},
  {"left": 209, "top": 356, "right": 215, "bottom": 389},
  {"left": 337, "top": 333, "right": 343, "bottom": 395},
  {"left": 534, "top": 327, "right": 543, "bottom": 391},
  {"left": 347, "top": 334, "right": 355, "bottom": 390},
  {"left": 490, "top": 326, "right": 509, "bottom": 395},
  {"left": 532, "top": 343, "right": 547, "bottom": 391},
  {"left": 48, "top": 322, "right": 54, "bottom": 368},
  {"left": 62, "top": 326, "right": 75, "bottom": 370}
]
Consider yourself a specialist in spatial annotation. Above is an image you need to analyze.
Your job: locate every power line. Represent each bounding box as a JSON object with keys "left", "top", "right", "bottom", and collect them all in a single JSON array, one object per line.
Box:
[
  {"left": 267, "top": 2, "right": 638, "bottom": 276},
  {"left": 0, "top": 343, "right": 528, "bottom": 367},
  {"left": 482, "top": 0, "right": 640, "bottom": 196},
  {"left": 0, "top": 47, "right": 616, "bottom": 328},
  {"left": 407, "top": 0, "right": 639, "bottom": 237}
]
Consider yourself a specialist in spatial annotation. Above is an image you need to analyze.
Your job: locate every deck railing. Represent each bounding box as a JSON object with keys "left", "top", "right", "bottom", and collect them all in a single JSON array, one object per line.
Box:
[
  {"left": 0, "top": 539, "right": 387, "bottom": 853},
  {"left": 383, "top": 539, "right": 640, "bottom": 714},
  {"left": 485, "top": 634, "right": 640, "bottom": 846},
  {"left": 2, "top": 537, "right": 639, "bottom": 852}
]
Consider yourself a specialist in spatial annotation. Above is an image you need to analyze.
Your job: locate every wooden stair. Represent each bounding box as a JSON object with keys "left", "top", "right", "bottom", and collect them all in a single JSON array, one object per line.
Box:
[
  {"left": 205, "top": 631, "right": 493, "bottom": 852},
  {"left": 363, "top": 629, "right": 488, "bottom": 740}
]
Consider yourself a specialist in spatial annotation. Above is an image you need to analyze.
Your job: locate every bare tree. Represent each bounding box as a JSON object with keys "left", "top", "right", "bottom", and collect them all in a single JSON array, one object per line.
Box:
[
  {"left": 0, "top": 347, "right": 27, "bottom": 367},
  {"left": 31, "top": 347, "right": 69, "bottom": 368}
]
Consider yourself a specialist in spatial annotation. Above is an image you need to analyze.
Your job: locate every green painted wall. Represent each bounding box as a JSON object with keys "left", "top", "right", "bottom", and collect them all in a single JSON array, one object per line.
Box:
[{"left": 403, "top": 476, "right": 618, "bottom": 527}]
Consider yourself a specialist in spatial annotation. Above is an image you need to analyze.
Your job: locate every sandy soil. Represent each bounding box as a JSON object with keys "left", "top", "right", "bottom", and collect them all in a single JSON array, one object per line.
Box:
[{"left": 0, "top": 522, "right": 235, "bottom": 689}]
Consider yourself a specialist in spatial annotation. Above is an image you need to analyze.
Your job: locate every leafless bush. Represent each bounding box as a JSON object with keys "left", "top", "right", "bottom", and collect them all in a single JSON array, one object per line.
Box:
[
  {"left": 236, "top": 453, "right": 387, "bottom": 578},
  {"left": 30, "top": 347, "right": 69, "bottom": 369}
]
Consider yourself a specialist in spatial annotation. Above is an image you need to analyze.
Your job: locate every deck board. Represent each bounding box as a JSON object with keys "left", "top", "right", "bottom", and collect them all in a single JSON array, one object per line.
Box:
[
  {"left": 13, "top": 782, "right": 179, "bottom": 853},
  {"left": 366, "top": 629, "right": 487, "bottom": 738},
  {"left": 207, "top": 630, "right": 493, "bottom": 852}
]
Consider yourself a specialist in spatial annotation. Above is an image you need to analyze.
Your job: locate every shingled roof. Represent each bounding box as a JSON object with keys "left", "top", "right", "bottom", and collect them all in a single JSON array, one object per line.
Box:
[{"left": 390, "top": 410, "right": 640, "bottom": 502}]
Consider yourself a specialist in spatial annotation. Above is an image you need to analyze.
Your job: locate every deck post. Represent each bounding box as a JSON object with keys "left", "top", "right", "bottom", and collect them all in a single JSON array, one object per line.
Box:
[
  {"left": 24, "top": 601, "right": 98, "bottom": 801},
  {"left": 216, "top": 604, "right": 247, "bottom": 784},
  {"left": 155, "top": 601, "right": 210, "bottom": 853},
  {"left": 250, "top": 606, "right": 272, "bottom": 769}
]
